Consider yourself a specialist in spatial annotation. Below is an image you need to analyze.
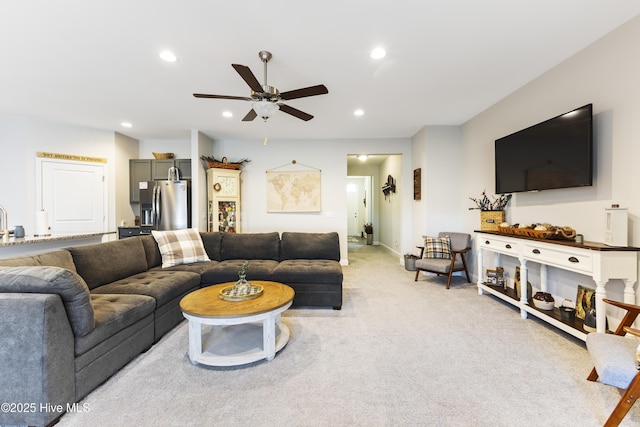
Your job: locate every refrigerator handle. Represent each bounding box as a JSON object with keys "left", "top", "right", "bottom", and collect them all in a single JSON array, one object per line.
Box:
[{"left": 152, "top": 184, "right": 161, "bottom": 228}]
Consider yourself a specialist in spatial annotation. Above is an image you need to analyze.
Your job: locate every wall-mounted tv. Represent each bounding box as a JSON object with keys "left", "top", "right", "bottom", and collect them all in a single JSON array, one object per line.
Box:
[{"left": 495, "top": 104, "right": 593, "bottom": 194}]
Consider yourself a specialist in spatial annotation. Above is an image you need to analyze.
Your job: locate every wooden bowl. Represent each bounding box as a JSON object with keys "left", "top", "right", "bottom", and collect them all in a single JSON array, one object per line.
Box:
[{"left": 152, "top": 152, "right": 175, "bottom": 159}]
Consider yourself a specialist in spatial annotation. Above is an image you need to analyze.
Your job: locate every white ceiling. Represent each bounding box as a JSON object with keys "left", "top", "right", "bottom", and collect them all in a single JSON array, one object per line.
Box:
[{"left": 1, "top": 1, "right": 639, "bottom": 142}]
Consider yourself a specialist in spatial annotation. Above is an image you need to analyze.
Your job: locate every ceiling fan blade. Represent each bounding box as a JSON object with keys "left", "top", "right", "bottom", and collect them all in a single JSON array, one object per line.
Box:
[
  {"left": 278, "top": 103, "right": 314, "bottom": 121},
  {"left": 232, "top": 64, "right": 263, "bottom": 93},
  {"left": 280, "top": 84, "right": 328, "bottom": 100},
  {"left": 193, "top": 93, "right": 252, "bottom": 101},
  {"left": 242, "top": 109, "right": 257, "bottom": 121}
]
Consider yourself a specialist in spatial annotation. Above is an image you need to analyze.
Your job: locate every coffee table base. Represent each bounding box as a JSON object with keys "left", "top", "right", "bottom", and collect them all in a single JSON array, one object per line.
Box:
[{"left": 183, "top": 302, "right": 291, "bottom": 367}]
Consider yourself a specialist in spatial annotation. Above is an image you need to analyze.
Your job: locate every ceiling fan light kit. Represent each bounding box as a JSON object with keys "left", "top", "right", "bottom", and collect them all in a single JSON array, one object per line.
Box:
[
  {"left": 194, "top": 51, "right": 328, "bottom": 122},
  {"left": 252, "top": 100, "right": 280, "bottom": 120}
]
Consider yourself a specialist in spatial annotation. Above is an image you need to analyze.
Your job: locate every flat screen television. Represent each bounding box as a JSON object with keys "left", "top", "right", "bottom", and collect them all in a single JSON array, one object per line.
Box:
[{"left": 494, "top": 104, "right": 593, "bottom": 194}]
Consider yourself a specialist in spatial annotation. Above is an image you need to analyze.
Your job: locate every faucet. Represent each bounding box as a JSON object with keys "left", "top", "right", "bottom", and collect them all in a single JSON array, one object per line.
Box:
[{"left": 0, "top": 206, "right": 8, "bottom": 240}]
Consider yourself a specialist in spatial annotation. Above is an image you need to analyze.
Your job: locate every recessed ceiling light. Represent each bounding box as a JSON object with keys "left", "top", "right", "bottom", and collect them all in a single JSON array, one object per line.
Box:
[
  {"left": 222, "top": 111, "right": 233, "bottom": 118},
  {"left": 159, "top": 50, "right": 177, "bottom": 62},
  {"left": 370, "top": 47, "right": 386, "bottom": 59},
  {"left": 354, "top": 109, "right": 364, "bottom": 117},
  {"left": 358, "top": 155, "right": 368, "bottom": 161},
  {"left": 121, "top": 122, "right": 132, "bottom": 128}
]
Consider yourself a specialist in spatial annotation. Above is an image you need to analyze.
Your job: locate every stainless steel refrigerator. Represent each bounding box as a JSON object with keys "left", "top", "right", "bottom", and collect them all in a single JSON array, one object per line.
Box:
[{"left": 139, "top": 180, "right": 191, "bottom": 231}]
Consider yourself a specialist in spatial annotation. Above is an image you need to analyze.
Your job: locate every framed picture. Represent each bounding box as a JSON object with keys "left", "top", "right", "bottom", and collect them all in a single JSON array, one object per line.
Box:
[
  {"left": 413, "top": 168, "right": 421, "bottom": 200},
  {"left": 486, "top": 267, "right": 504, "bottom": 286},
  {"left": 575, "top": 285, "right": 596, "bottom": 320}
]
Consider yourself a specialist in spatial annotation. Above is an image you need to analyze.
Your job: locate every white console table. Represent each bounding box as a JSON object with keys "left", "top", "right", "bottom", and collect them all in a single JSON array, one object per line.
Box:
[{"left": 475, "top": 231, "right": 639, "bottom": 341}]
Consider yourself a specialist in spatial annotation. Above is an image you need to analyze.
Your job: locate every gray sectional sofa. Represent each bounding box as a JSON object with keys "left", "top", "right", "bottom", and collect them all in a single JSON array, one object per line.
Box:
[{"left": 0, "top": 231, "right": 342, "bottom": 427}]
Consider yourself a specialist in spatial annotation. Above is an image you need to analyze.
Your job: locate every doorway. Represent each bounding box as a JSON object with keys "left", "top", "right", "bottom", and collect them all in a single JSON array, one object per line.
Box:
[{"left": 346, "top": 176, "right": 371, "bottom": 248}]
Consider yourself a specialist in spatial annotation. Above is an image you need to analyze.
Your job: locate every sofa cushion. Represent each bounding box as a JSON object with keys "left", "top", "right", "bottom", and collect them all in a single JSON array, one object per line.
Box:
[
  {"left": 0, "top": 266, "right": 94, "bottom": 337},
  {"left": 152, "top": 229, "right": 210, "bottom": 268},
  {"left": 0, "top": 250, "right": 77, "bottom": 272},
  {"left": 220, "top": 232, "right": 280, "bottom": 261},
  {"left": 69, "top": 238, "right": 149, "bottom": 290},
  {"left": 74, "top": 293, "right": 155, "bottom": 356},
  {"left": 199, "top": 232, "right": 223, "bottom": 261},
  {"left": 415, "top": 257, "right": 465, "bottom": 274},
  {"left": 91, "top": 270, "right": 201, "bottom": 307},
  {"left": 280, "top": 232, "right": 340, "bottom": 261},
  {"left": 201, "top": 260, "right": 279, "bottom": 284},
  {"left": 272, "top": 260, "right": 343, "bottom": 284},
  {"left": 156, "top": 259, "right": 220, "bottom": 279},
  {"left": 141, "top": 232, "right": 222, "bottom": 269},
  {"left": 140, "top": 234, "right": 163, "bottom": 269}
]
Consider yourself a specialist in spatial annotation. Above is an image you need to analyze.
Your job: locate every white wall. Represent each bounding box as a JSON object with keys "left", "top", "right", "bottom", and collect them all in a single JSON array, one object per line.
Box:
[
  {"left": 0, "top": 117, "right": 28, "bottom": 231},
  {"left": 459, "top": 16, "right": 640, "bottom": 305},
  {"left": 115, "top": 132, "right": 139, "bottom": 229},
  {"left": 212, "top": 137, "right": 412, "bottom": 263},
  {"left": 378, "top": 155, "right": 403, "bottom": 255},
  {"left": 138, "top": 139, "right": 190, "bottom": 159},
  {"left": 191, "top": 131, "right": 214, "bottom": 231},
  {"left": 411, "top": 125, "right": 463, "bottom": 249},
  {"left": 0, "top": 118, "right": 117, "bottom": 237}
]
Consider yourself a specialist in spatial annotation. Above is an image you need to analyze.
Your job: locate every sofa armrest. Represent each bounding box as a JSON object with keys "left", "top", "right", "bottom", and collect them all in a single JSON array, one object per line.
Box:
[
  {"left": 0, "top": 293, "right": 75, "bottom": 427},
  {"left": 0, "top": 266, "right": 95, "bottom": 337}
]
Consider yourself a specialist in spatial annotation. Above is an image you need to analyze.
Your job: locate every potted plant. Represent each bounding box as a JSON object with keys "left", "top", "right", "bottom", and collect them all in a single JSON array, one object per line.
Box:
[{"left": 469, "top": 191, "right": 512, "bottom": 231}]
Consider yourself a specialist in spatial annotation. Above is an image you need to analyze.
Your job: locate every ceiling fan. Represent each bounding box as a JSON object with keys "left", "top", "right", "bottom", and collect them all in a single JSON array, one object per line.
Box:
[{"left": 194, "top": 51, "right": 328, "bottom": 122}]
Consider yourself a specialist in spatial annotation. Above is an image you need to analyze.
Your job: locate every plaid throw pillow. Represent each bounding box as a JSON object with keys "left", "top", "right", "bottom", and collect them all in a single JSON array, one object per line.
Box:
[
  {"left": 152, "top": 229, "right": 210, "bottom": 268},
  {"left": 423, "top": 236, "right": 452, "bottom": 259}
]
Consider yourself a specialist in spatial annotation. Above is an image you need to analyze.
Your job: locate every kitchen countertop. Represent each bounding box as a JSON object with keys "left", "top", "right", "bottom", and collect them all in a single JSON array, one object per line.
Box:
[{"left": 0, "top": 232, "right": 115, "bottom": 247}]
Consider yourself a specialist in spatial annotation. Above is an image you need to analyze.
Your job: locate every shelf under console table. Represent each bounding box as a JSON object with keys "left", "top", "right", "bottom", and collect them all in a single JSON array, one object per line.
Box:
[{"left": 475, "top": 231, "right": 640, "bottom": 341}]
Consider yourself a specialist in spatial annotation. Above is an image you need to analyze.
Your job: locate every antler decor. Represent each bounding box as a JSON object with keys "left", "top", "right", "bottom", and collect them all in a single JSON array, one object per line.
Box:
[{"left": 469, "top": 191, "right": 512, "bottom": 211}]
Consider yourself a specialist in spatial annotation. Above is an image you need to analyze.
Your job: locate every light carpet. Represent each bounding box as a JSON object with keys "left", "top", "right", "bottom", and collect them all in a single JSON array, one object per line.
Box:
[{"left": 58, "top": 244, "right": 640, "bottom": 427}]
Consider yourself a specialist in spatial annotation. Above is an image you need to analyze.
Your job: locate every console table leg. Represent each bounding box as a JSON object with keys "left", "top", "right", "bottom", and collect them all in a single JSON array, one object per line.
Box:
[
  {"left": 540, "top": 264, "right": 548, "bottom": 292},
  {"left": 519, "top": 259, "right": 528, "bottom": 319},
  {"left": 477, "top": 247, "right": 484, "bottom": 295},
  {"left": 595, "top": 281, "right": 607, "bottom": 333}
]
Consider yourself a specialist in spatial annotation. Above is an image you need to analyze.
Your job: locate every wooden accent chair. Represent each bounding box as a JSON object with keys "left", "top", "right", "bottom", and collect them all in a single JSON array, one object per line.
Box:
[
  {"left": 586, "top": 298, "right": 640, "bottom": 427},
  {"left": 414, "top": 232, "right": 471, "bottom": 289}
]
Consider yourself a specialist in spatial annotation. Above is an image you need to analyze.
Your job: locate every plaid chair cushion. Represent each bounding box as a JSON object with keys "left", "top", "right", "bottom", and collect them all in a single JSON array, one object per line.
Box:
[
  {"left": 152, "top": 229, "right": 210, "bottom": 268},
  {"left": 423, "top": 236, "right": 452, "bottom": 259}
]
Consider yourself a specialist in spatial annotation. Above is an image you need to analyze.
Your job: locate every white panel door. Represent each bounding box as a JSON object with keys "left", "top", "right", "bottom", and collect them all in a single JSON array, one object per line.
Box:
[
  {"left": 41, "top": 160, "right": 106, "bottom": 233},
  {"left": 346, "top": 180, "right": 359, "bottom": 236}
]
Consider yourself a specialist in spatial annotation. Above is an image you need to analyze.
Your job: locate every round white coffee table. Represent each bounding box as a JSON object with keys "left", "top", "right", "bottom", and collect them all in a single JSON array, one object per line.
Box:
[{"left": 179, "top": 281, "right": 294, "bottom": 367}]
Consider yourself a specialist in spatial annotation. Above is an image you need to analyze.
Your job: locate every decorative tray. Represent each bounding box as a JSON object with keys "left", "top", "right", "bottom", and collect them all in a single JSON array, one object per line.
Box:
[
  {"left": 498, "top": 226, "right": 576, "bottom": 241},
  {"left": 219, "top": 284, "right": 264, "bottom": 301},
  {"left": 498, "top": 226, "right": 552, "bottom": 239}
]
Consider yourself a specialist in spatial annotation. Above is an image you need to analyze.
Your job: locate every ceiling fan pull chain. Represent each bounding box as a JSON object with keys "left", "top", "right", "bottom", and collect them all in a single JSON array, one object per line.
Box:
[{"left": 263, "top": 120, "right": 269, "bottom": 146}]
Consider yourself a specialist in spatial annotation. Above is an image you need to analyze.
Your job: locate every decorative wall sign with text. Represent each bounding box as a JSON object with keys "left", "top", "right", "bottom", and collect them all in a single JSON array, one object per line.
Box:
[{"left": 37, "top": 151, "right": 107, "bottom": 163}]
